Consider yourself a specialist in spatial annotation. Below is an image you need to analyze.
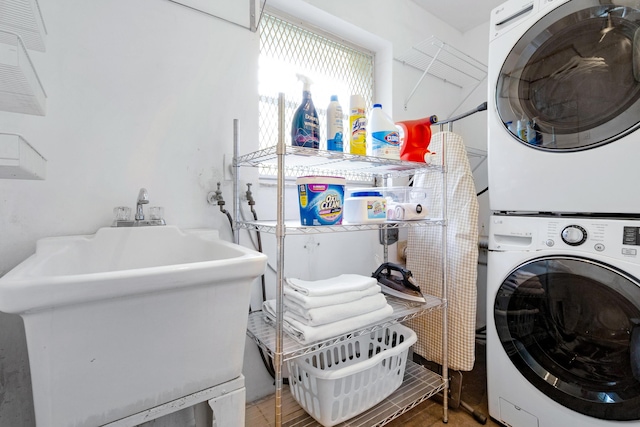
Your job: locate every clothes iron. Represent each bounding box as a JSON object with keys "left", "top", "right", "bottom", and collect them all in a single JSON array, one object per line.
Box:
[{"left": 372, "top": 262, "right": 426, "bottom": 303}]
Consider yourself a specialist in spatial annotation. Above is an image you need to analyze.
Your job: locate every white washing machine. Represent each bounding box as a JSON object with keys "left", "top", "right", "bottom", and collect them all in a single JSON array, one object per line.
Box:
[
  {"left": 487, "top": 214, "right": 640, "bottom": 426},
  {"left": 487, "top": 0, "right": 640, "bottom": 214}
]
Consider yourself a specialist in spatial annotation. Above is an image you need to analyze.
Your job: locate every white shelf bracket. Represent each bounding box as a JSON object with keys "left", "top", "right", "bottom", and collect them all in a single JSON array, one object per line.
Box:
[
  {"left": 404, "top": 45, "right": 443, "bottom": 110},
  {"left": 396, "top": 36, "right": 487, "bottom": 111}
]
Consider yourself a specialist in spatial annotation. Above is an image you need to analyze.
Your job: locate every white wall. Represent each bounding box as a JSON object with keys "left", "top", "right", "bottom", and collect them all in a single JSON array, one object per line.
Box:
[{"left": 0, "top": 0, "right": 491, "bottom": 424}]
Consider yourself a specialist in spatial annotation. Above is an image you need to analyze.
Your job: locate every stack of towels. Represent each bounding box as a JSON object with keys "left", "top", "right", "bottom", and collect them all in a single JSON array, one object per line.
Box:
[{"left": 263, "top": 274, "right": 394, "bottom": 344}]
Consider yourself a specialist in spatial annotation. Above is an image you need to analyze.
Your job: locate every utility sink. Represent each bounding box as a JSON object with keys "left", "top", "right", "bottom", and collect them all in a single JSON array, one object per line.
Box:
[{"left": 0, "top": 226, "right": 267, "bottom": 427}]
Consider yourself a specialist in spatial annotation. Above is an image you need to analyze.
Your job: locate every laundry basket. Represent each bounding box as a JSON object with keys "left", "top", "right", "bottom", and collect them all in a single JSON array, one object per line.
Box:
[{"left": 287, "top": 323, "right": 417, "bottom": 426}]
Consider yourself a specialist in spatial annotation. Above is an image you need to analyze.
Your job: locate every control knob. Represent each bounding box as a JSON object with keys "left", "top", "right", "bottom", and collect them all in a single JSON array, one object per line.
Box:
[{"left": 561, "top": 225, "right": 587, "bottom": 246}]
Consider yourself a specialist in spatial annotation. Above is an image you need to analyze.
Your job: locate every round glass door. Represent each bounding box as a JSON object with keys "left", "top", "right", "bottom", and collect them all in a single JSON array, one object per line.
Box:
[
  {"left": 497, "top": 1, "right": 640, "bottom": 151},
  {"left": 495, "top": 256, "right": 640, "bottom": 420}
]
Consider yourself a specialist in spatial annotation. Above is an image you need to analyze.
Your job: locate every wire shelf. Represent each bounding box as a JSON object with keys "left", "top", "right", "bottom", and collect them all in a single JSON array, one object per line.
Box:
[
  {"left": 0, "top": 30, "right": 46, "bottom": 115},
  {"left": 235, "top": 218, "right": 445, "bottom": 235},
  {"left": 246, "top": 295, "right": 446, "bottom": 361},
  {"left": 236, "top": 145, "right": 439, "bottom": 181},
  {"left": 396, "top": 36, "right": 487, "bottom": 88},
  {"left": 237, "top": 94, "right": 451, "bottom": 426},
  {"left": 0, "top": 0, "right": 46, "bottom": 52},
  {"left": 249, "top": 360, "right": 445, "bottom": 427},
  {"left": 0, "top": 133, "right": 46, "bottom": 179},
  {"left": 395, "top": 36, "right": 488, "bottom": 109}
]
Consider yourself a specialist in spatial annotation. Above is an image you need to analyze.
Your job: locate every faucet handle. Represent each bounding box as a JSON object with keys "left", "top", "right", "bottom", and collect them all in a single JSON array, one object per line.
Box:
[
  {"left": 137, "top": 188, "right": 149, "bottom": 204},
  {"left": 113, "top": 206, "right": 131, "bottom": 221},
  {"left": 149, "top": 206, "right": 164, "bottom": 221}
]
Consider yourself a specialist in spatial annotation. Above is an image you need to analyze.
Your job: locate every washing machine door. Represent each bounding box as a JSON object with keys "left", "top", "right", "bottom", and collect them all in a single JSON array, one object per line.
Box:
[
  {"left": 495, "top": 255, "right": 640, "bottom": 420},
  {"left": 497, "top": 0, "right": 640, "bottom": 150}
]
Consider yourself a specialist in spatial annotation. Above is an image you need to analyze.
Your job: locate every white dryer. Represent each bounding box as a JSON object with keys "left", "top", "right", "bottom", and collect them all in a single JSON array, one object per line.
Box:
[
  {"left": 487, "top": 214, "right": 640, "bottom": 426},
  {"left": 488, "top": 0, "right": 640, "bottom": 214}
]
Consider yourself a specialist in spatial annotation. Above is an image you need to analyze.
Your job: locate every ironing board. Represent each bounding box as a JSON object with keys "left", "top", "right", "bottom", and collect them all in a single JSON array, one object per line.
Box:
[{"left": 405, "top": 131, "right": 479, "bottom": 372}]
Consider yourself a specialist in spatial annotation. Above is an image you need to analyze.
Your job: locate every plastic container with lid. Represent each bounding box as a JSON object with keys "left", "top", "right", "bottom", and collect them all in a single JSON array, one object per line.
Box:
[
  {"left": 296, "top": 176, "right": 345, "bottom": 226},
  {"left": 343, "top": 191, "right": 387, "bottom": 224}
]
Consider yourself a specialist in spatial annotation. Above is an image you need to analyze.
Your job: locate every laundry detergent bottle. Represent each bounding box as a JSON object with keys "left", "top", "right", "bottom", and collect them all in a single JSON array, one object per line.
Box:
[
  {"left": 369, "top": 104, "right": 400, "bottom": 159},
  {"left": 326, "top": 95, "right": 344, "bottom": 152},
  {"left": 396, "top": 114, "right": 438, "bottom": 162},
  {"left": 291, "top": 74, "right": 320, "bottom": 148}
]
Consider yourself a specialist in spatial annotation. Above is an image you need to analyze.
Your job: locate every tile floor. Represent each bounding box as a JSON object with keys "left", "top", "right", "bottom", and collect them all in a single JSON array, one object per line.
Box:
[{"left": 246, "top": 342, "right": 503, "bottom": 426}]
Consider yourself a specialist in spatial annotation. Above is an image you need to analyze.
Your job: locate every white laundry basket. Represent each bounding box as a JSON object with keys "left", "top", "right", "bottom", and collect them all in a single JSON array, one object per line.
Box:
[{"left": 287, "top": 323, "right": 417, "bottom": 426}]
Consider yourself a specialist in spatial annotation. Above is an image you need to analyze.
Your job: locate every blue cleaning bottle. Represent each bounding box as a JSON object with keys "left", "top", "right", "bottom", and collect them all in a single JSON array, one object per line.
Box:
[
  {"left": 326, "top": 95, "right": 344, "bottom": 152},
  {"left": 291, "top": 74, "right": 319, "bottom": 148}
]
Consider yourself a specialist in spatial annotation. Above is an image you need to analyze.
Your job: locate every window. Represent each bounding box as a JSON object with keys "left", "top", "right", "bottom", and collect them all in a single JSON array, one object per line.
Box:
[{"left": 258, "top": 13, "right": 374, "bottom": 158}]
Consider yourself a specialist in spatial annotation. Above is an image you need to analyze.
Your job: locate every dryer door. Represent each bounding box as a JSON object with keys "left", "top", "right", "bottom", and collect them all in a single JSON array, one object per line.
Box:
[
  {"left": 495, "top": 255, "right": 640, "bottom": 420},
  {"left": 497, "top": 1, "right": 640, "bottom": 150}
]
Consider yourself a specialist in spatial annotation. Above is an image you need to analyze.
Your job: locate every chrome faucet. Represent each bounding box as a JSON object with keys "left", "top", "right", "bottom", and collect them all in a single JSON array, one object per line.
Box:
[
  {"left": 135, "top": 188, "right": 149, "bottom": 220},
  {"left": 111, "top": 188, "right": 165, "bottom": 227}
]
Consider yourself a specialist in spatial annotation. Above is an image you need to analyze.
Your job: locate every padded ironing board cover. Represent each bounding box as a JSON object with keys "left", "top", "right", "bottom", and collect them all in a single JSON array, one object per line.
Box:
[{"left": 405, "top": 131, "right": 478, "bottom": 372}]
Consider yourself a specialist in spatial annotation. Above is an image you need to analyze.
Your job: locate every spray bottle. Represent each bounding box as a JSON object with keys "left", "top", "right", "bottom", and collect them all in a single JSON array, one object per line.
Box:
[
  {"left": 349, "top": 94, "right": 367, "bottom": 155},
  {"left": 326, "top": 95, "right": 344, "bottom": 152},
  {"left": 291, "top": 74, "right": 320, "bottom": 148}
]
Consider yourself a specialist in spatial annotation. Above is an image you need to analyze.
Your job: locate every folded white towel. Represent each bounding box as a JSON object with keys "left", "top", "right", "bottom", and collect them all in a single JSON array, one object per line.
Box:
[
  {"left": 284, "top": 283, "right": 381, "bottom": 309},
  {"left": 263, "top": 299, "right": 394, "bottom": 345},
  {"left": 284, "top": 293, "right": 389, "bottom": 326},
  {"left": 286, "top": 274, "right": 378, "bottom": 296}
]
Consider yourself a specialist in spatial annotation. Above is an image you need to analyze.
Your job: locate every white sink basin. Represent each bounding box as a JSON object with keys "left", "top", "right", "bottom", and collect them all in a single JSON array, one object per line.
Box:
[{"left": 0, "top": 226, "right": 267, "bottom": 427}]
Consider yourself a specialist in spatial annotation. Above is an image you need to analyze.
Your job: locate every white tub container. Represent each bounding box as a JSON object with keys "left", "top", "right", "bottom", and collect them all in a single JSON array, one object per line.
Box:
[
  {"left": 296, "top": 175, "right": 346, "bottom": 226},
  {"left": 343, "top": 190, "right": 387, "bottom": 224},
  {"left": 0, "top": 226, "right": 267, "bottom": 427}
]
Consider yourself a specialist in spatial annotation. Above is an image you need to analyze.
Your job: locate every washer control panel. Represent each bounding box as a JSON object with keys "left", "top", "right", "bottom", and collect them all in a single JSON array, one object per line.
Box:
[
  {"left": 489, "top": 215, "right": 640, "bottom": 263},
  {"left": 561, "top": 225, "right": 587, "bottom": 246}
]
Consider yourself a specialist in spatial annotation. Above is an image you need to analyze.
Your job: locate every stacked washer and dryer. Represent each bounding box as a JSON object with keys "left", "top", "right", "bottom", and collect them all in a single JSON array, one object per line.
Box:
[{"left": 486, "top": 0, "right": 640, "bottom": 426}]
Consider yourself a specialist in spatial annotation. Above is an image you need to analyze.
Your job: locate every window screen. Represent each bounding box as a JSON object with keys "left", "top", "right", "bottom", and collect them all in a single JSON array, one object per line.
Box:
[{"left": 258, "top": 13, "right": 374, "bottom": 161}]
